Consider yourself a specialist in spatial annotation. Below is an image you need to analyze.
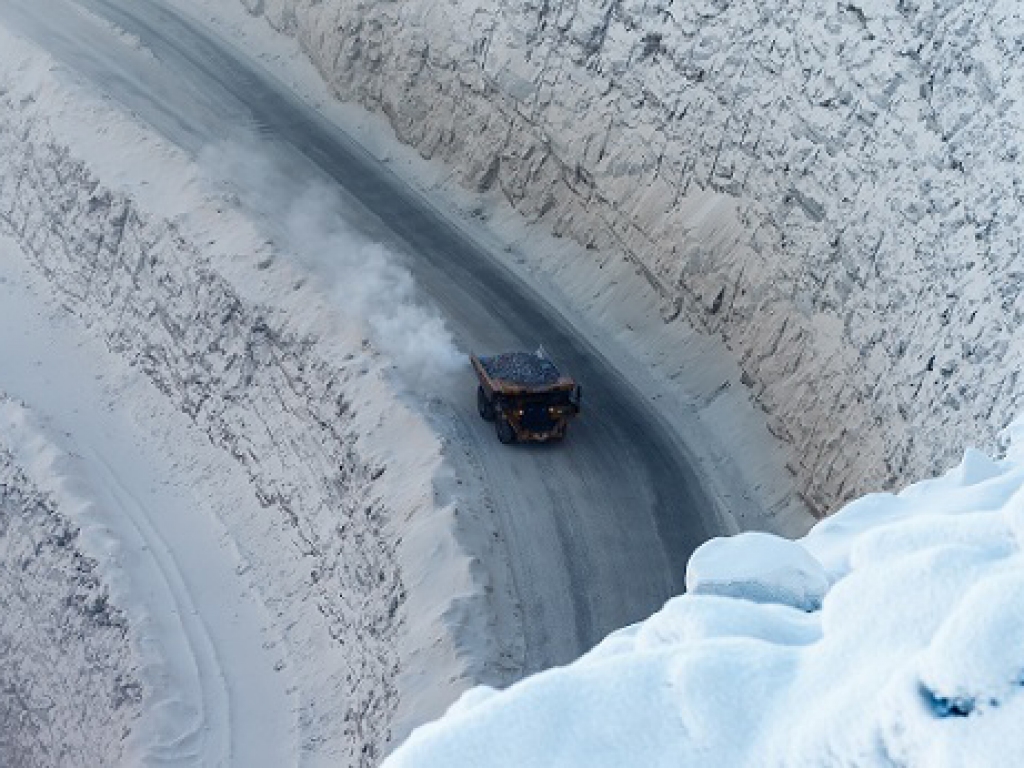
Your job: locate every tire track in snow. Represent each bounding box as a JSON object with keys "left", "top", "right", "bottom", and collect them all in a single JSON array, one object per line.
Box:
[
  {"left": 0, "top": 246, "right": 298, "bottom": 766},
  {"left": 88, "top": 450, "right": 229, "bottom": 765}
]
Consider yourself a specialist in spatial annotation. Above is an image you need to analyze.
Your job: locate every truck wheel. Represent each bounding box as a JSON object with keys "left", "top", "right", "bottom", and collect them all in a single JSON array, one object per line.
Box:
[
  {"left": 496, "top": 415, "right": 516, "bottom": 444},
  {"left": 477, "top": 387, "right": 495, "bottom": 421}
]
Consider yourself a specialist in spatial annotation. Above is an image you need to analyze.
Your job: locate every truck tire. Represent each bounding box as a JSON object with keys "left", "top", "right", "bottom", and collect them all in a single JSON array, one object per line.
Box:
[
  {"left": 496, "top": 415, "right": 516, "bottom": 444},
  {"left": 477, "top": 387, "right": 496, "bottom": 421}
]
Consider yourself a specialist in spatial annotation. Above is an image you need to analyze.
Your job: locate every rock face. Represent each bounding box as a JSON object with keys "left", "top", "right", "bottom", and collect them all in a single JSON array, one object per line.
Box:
[{"left": 243, "top": 0, "right": 1024, "bottom": 512}]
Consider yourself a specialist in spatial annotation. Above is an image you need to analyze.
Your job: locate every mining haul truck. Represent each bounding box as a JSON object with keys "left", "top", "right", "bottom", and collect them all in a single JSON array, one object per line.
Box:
[{"left": 471, "top": 350, "right": 581, "bottom": 444}]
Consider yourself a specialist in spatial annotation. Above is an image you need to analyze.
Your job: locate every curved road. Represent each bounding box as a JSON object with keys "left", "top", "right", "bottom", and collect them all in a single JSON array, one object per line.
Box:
[{"left": 3, "top": 0, "right": 721, "bottom": 675}]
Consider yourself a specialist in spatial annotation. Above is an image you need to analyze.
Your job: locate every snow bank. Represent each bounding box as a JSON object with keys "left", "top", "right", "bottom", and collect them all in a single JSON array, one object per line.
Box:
[
  {"left": 387, "top": 422, "right": 1024, "bottom": 767},
  {"left": 236, "top": 0, "right": 1024, "bottom": 513}
]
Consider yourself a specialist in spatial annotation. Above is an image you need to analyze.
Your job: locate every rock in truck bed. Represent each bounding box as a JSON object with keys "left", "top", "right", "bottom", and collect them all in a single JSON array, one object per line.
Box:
[{"left": 478, "top": 352, "right": 562, "bottom": 389}]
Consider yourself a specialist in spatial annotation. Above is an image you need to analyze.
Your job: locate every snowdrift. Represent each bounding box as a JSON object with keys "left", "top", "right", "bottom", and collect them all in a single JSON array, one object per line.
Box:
[{"left": 388, "top": 422, "right": 1024, "bottom": 767}]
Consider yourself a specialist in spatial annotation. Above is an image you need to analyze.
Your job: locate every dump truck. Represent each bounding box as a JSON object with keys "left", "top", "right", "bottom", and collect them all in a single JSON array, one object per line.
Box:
[{"left": 471, "top": 350, "right": 581, "bottom": 444}]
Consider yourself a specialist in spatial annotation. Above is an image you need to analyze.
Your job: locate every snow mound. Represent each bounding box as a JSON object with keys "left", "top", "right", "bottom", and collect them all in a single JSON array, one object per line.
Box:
[
  {"left": 387, "top": 421, "right": 1024, "bottom": 767},
  {"left": 686, "top": 530, "right": 828, "bottom": 612}
]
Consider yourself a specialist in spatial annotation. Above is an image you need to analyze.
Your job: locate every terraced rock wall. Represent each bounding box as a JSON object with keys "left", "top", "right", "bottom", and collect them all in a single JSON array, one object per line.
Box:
[
  {"left": 245, "top": 0, "right": 1024, "bottom": 511},
  {"left": 0, "top": 99, "right": 402, "bottom": 766}
]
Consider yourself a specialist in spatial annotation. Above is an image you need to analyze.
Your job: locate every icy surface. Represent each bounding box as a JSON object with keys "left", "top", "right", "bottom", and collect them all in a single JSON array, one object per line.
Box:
[
  {"left": 240, "top": 0, "right": 1024, "bottom": 513},
  {"left": 686, "top": 531, "right": 829, "bottom": 612},
  {"left": 388, "top": 421, "right": 1024, "bottom": 767}
]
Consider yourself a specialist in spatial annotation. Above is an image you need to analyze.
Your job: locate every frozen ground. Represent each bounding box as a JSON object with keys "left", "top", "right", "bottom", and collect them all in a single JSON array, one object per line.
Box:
[
  {"left": 167, "top": 4, "right": 1024, "bottom": 762},
  {"left": 0, "top": 384, "right": 140, "bottom": 768},
  {"left": 0, "top": 0, "right": 818, "bottom": 722},
  {"left": 388, "top": 429, "right": 1024, "bottom": 767}
]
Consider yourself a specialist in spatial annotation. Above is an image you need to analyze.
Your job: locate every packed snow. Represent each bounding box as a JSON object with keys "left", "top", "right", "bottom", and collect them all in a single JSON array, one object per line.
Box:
[
  {"left": 387, "top": 427, "right": 1024, "bottom": 767},
  {"left": 170, "top": 0, "right": 810, "bottom": 536}
]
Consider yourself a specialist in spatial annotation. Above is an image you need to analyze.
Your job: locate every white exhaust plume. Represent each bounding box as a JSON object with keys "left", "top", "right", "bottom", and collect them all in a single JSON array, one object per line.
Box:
[{"left": 199, "top": 135, "right": 464, "bottom": 392}]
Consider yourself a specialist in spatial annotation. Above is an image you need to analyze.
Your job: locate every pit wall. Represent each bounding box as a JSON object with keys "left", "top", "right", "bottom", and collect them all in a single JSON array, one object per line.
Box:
[
  {"left": 0, "top": 42, "right": 478, "bottom": 763},
  {"left": 243, "top": 0, "right": 1024, "bottom": 512}
]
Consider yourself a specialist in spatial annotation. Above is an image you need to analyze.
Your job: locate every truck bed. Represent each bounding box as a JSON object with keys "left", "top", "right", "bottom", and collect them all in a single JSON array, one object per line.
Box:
[
  {"left": 477, "top": 351, "right": 562, "bottom": 389},
  {"left": 470, "top": 351, "right": 581, "bottom": 443}
]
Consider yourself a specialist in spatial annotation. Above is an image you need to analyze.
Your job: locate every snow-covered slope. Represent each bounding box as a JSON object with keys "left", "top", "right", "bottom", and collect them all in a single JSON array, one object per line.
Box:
[
  {"left": 240, "top": 0, "right": 1024, "bottom": 513},
  {"left": 386, "top": 423, "right": 1024, "bottom": 767},
  {"left": 0, "top": 396, "right": 141, "bottom": 767},
  {"left": 0, "top": 25, "right": 492, "bottom": 764}
]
